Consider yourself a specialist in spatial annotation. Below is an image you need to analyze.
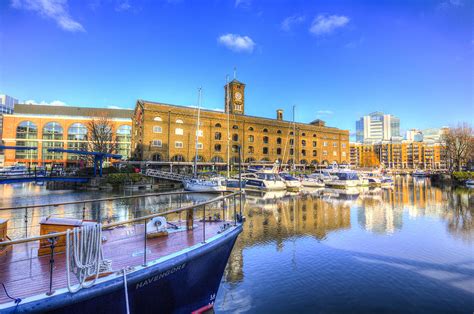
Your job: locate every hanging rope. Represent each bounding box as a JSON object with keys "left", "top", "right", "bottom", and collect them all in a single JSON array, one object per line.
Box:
[
  {"left": 123, "top": 268, "right": 130, "bottom": 314},
  {"left": 66, "top": 223, "right": 112, "bottom": 293}
]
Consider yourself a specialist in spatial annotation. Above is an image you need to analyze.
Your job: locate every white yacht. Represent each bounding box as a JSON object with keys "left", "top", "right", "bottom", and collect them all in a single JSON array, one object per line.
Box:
[
  {"left": 183, "top": 177, "right": 227, "bottom": 192},
  {"left": 325, "top": 171, "right": 360, "bottom": 189},
  {"left": 0, "top": 165, "right": 29, "bottom": 177},
  {"left": 309, "top": 170, "right": 338, "bottom": 183},
  {"left": 412, "top": 169, "right": 427, "bottom": 177},
  {"left": 299, "top": 174, "right": 325, "bottom": 188},
  {"left": 243, "top": 165, "right": 286, "bottom": 191},
  {"left": 279, "top": 173, "right": 302, "bottom": 191}
]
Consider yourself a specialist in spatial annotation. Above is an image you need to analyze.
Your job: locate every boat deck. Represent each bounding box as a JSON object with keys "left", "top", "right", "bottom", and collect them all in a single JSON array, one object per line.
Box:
[{"left": 0, "top": 221, "right": 224, "bottom": 304}]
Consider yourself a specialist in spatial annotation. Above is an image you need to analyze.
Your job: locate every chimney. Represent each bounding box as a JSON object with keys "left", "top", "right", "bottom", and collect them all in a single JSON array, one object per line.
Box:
[{"left": 277, "top": 109, "right": 283, "bottom": 121}]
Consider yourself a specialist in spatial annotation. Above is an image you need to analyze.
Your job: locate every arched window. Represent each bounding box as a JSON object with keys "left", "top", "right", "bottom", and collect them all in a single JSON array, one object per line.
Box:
[
  {"left": 152, "top": 153, "right": 162, "bottom": 161},
  {"left": 289, "top": 139, "right": 294, "bottom": 146},
  {"left": 171, "top": 155, "right": 185, "bottom": 162},
  {"left": 290, "top": 148, "right": 294, "bottom": 155},
  {"left": 302, "top": 140, "right": 306, "bottom": 147},
  {"left": 313, "top": 133, "right": 317, "bottom": 137},
  {"left": 230, "top": 156, "right": 240, "bottom": 164},
  {"left": 313, "top": 141, "right": 317, "bottom": 147},
  {"left": 215, "top": 123, "right": 221, "bottom": 128},
  {"left": 192, "top": 155, "right": 205, "bottom": 162},
  {"left": 43, "top": 122, "right": 64, "bottom": 160},
  {"left": 277, "top": 130, "right": 282, "bottom": 134},
  {"left": 16, "top": 121, "right": 38, "bottom": 159},
  {"left": 263, "top": 136, "right": 269, "bottom": 144},
  {"left": 116, "top": 125, "right": 132, "bottom": 159},
  {"left": 232, "top": 145, "right": 239, "bottom": 153},
  {"left": 232, "top": 125, "right": 239, "bottom": 129},
  {"left": 153, "top": 116, "right": 162, "bottom": 121},
  {"left": 290, "top": 131, "right": 294, "bottom": 135},
  {"left": 300, "top": 159, "right": 308, "bottom": 165},
  {"left": 263, "top": 147, "right": 269, "bottom": 154},
  {"left": 232, "top": 134, "right": 239, "bottom": 141},
  {"left": 214, "top": 144, "right": 222, "bottom": 152},
  {"left": 277, "top": 137, "right": 282, "bottom": 145},
  {"left": 67, "top": 123, "right": 87, "bottom": 160},
  {"left": 263, "top": 128, "right": 268, "bottom": 133},
  {"left": 248, "top": 127, "right": 254, "bottom": 131},
  {"left": 248, "top": 146, "right": 254, "bottom": 154},
  {"left": 302, "top": 149, "right": 306, "bottom": 156},
  {"left": 276, "top": 148, "right": 282, "bottom": 155},
  {"left": 215, "top": 132, "right": 222, "bottom": 140},
  {"left": 248, "top": 135, "right": 254, "bottom": 142},
  {"left": 302, "top": 132, "right": 306, "bottom": 136},
  {"left": 211, "top": 156, "right": 224, "bottom": 163},
  {"left": 245, "top": 157, "right": 256, "bottom": 163},
  {"left": 176, "top": 119, "right": 184, "bottom": 124},
  {"left": 312, "top": 150, "right": 317, "bottom": 157}
]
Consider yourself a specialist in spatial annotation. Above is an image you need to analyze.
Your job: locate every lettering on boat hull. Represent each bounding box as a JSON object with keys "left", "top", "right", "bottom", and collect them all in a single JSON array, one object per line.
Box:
[{"left": 135, "top": 263, "right": 187, "bottom": 289}]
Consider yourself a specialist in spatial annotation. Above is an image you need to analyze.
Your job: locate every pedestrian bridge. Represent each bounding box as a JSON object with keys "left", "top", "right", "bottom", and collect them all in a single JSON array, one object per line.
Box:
[
  {"left": 145, "top": 169, "right": 192, "bottom": 182},
  {"left": 0, "top": 176, "right": 91, "bottom": 184}
]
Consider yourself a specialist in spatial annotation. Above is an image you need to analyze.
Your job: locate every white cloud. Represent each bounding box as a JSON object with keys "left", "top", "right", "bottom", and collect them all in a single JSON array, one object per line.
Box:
[
  {"left": 115, "top": 0, "right": 131, "bottom": 12},
  {"left": 218, "top": 33, "right": 255, "bottom": 53},
  {"left": 235, "top": 0, "right": 251, "bottom": 8},
  {"left": 281, "top": 15, "right": 305, "bottom": 31},
  {"left": 309, "top": 14, "right": 349, "bottom": 36},
  {"left": 11, "top": 0, "right": 85, "bottom": 32},
  {"left": 316, "top": 110, "right": 334, "bottom": 117},
  {"left": 437, "top": 0, "right": 463, "bottom": 10},
  {"left": 24, "top": 99, "right": 69, "bottom": 106}
]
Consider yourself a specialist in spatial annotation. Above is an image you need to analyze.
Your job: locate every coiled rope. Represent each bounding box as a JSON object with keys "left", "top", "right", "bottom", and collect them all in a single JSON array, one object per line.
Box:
[{"left": 66, "top": 223, "right": 112, "bottom": 293}]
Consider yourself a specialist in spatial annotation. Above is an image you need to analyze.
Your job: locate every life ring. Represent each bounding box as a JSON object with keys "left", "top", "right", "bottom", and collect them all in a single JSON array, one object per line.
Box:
[{"left": 146, "top": 216, "right": 167, "bottom": 234}]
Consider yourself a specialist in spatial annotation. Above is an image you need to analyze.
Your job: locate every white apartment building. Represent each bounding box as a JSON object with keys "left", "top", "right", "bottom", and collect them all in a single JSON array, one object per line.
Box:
[{"left": 356, "top": 112, "right": 401, "bottom": 143}]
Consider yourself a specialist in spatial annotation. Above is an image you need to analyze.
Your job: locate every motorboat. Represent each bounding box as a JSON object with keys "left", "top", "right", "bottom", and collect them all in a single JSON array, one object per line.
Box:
[
  {"left": 380, "top": 176, "right": 394, "bottom": 188},
  {"left": 412, "top": 169, "right": 427, "bottom": 177},
  {"left": 325, "top": 171, "right": 360, "bottom": 189},
  {"left": 0, "top": 165, "right": 29, "bottom": 177},
  {"left": 279, "top": 173, "right": 302, "bottom": 191},
  {"left": 466, "top": 179, "right": 474, "bottom": 188},
  {"left": 299, "top": 174, "right": 325, "bottom": 188},
  {"left": 183, "top": 177, "right": 227, "bottom": 192},
  {"left": 244, "top": 172, "right": 287, "bottom": 191},
  {"left": 309, "top": 170, "right": 338, "bottom": 183}
]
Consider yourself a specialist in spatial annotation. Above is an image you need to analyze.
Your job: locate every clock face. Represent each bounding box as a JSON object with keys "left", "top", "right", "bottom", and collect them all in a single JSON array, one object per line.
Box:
[{"left": 234, "top": 92, "right": 242, "bottom": 101}]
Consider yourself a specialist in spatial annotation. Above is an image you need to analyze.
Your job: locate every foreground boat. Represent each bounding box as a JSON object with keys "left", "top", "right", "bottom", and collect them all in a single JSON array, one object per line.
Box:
[
  {"left": 183, "top": 177, "right": 227, "bottom": 192},
  {"left": 0, "top": 191, "right": 243, "bottom": 313}
]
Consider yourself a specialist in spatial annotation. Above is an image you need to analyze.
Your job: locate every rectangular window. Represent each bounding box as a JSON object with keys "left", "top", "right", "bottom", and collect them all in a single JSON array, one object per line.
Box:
[
  {"left": 153, "top": 126, "right": 162, "bottom": 133},
  {"left": 333, "top": 151, "right": 337, "bottom": 156},
  {"left": 323, "top": 150, "right": 328, "bottom": 156},
  {"left": 197, "top": 143, "right": 203, "bottom": 149},
  {"left": 342, "top": 143, "right": 346, "bottom": 148},
  {"left": 333, "top": 142, "right": 337, "bottom": 147},
  {"left": 196, "top": 130, "right": 203, "bottom": 137},
  {"left": 323, "top": 142, "right": 328, "bottom": 147},
  {"left": 175, "top": 141, "right": 183, "bottom": 148},
  {"left": 151, "top": 140, "right": 162, "bottom": 147},
  {"left": 235, "top": 104, "right": 242, "bottom": 111},
  {"left": 342, "top": 152, "right": 346, "bottom": 157},
  {"left": 312, "top": 141, "right": 317, "bottom": 147},
  {"left": 175, "top": 128, "right": 183, "bottom": 135}
]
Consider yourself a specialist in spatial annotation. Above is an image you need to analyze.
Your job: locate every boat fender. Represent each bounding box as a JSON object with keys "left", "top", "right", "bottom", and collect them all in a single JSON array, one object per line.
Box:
[{"left": 147, "top": 217, "right": 167, "bottom": 234}]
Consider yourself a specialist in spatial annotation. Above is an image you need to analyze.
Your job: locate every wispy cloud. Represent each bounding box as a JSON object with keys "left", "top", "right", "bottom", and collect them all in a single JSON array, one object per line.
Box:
[
  {"left": 218, "top": 33, "right": 255, "bottom": 53},
  {"left": 11, "top": 0, "right": 85, "bottom": 32},
  {"left": 281, "top": 15, "right": 305, "bottom": 31},
  {"left": 235, "top": 0, "right": 251, "bottom": 8},
  {"left": 24, "top": 99, "right": 69, "bottom": 106},
  {"left": 316, "top": 110, "right": 334, "bottom": 117},
  {"left": 115, "top": 0, "right": 131, "bottom": 12},
  {"left": 309, "top": 14, "right": 349, "bottom": 36},
  {"left": 437, "top": 0, "right": 463, "bottom": 10}
]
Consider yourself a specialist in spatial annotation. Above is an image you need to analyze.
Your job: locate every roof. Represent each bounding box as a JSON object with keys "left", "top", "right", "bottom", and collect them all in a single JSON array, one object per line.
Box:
[
  {"left": 13, "top": 104, "right": 133, "bottom": 119},
  {"left": 229, "top": 79, "right": 245, "bottom": 85}
]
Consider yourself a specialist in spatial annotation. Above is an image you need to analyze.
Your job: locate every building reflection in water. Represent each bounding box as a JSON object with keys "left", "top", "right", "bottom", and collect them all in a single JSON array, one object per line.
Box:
[{"left": 225, "top": 178, "right": 473, "bottom": 284}]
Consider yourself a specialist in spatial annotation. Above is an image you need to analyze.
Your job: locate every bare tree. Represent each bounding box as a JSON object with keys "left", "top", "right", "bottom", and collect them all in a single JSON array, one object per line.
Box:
[
  {"left": 442, "top": 123, "right": 473, "bottom": 171},
  {"left": 83, "top": 115, "right": 118, "bottom": 165}
]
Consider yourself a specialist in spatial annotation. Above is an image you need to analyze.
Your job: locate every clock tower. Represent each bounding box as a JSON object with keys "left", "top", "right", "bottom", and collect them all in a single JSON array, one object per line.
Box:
[{"left": 225, "top": 79, "right": 245, "bottom": 115}]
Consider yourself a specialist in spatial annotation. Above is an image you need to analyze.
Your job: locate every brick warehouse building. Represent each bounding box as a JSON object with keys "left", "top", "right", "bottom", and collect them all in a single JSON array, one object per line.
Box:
[
  {"left": 132, "top": 79, "right": 350, "bottom": 167},
  {"left": 0, "top": 104, "right": 132, "bottom": 167}
]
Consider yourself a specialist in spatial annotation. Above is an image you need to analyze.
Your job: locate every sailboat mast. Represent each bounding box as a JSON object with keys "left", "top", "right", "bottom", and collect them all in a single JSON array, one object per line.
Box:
[
  {"left": 194, "top": 87, "right": 202, "bottom": 177},
  {"left": 226, "top": 75, "right": 230, "bottom": 178},
  {"left": 293, "top": 105, "right": 296, "bottom": 173}
]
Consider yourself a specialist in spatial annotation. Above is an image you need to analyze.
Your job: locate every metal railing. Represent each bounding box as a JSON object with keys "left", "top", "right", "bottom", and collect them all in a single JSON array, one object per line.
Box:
[{"left": 0, "top": 191, "right": 243, "bottom": 302}]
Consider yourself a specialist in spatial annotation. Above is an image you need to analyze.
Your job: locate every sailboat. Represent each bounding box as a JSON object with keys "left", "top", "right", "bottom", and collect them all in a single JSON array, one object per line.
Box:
[{"left": 183, "top": 88, "right": 227, "bottom": 192}]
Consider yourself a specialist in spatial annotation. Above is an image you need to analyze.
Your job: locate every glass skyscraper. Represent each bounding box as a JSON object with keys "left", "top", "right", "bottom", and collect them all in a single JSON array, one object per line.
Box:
[{"left": 356, "top": 112, "right": 401, "bottom": 143}]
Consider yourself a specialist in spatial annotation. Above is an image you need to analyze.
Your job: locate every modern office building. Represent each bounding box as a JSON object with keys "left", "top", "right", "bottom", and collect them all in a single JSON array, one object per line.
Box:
[
  {"left": 349, "top": 141, "right": 446, "bottom": 169},
  {"left": 0, "top": 94, "right": 18, "bottom": 114},
  {"left": 0, "top": 104, "right": 133, "bottom": 167},
  {"left": 132, "top": 79, "right": 350, "bottom": 167},
  {"left": 356, "top": 112, "right": 401, "bottom": 143}
]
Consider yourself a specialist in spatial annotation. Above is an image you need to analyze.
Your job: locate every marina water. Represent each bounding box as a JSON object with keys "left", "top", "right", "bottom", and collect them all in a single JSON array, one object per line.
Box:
[{"left": 0, "top": 177, "right": 472, "bottom": 313}]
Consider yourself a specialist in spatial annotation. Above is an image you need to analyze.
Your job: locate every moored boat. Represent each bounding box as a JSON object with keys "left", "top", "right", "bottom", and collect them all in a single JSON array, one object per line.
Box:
[
  {"left": 0, "top": 191, "right": 243, "bottom": 313},
  {"left": 184, "top": 177, "right": 227, "bottom": 192},
  {"left": 280, "top": 173, "right": 302, "bottom": 191},
  {"left": 325, "top": 171, "right": 360, "bottom": 189}
]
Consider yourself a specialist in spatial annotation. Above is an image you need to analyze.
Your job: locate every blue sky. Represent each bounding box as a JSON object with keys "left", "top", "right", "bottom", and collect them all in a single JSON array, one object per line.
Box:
[{"left": 0, "top": 0, "right": 472, "bottom": 137}]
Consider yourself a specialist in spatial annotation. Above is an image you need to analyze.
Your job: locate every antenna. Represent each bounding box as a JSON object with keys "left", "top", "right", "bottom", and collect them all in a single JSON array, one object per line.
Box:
[{"left": 233, "top": 67, "right": 237, "bottom": 79}]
